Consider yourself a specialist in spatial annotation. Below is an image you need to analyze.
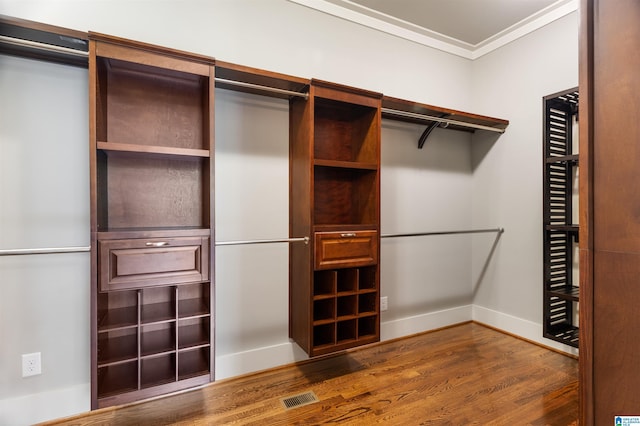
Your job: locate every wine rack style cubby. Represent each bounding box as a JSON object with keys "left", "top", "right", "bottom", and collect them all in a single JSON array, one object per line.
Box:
[{"left": 290, "top": 80, "right": 382, "bottom": 357}]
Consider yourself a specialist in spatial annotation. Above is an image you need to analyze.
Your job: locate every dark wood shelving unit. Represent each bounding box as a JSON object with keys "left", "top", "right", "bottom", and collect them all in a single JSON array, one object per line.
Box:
[
  {"left": 89, "top": 32, "right": 215, "bottom": 409},
  {"left": 290, "top": 79, "right": 382, "bottom": 357},
  {"left": 542, "top": 87, "right": 579, "bottom": 348}
]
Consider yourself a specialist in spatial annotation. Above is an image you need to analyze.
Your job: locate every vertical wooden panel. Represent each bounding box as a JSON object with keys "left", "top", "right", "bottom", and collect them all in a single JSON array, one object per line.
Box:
[{"left": 582, "top": 0, "right": 640, "bottom": 424}]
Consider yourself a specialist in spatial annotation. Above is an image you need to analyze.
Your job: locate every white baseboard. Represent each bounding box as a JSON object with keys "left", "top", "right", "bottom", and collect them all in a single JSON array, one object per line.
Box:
[
  {"left": 472, "top": 304, "right": 579, "bottom": 356},
  {"left": 217, "top": 304, "right": 577, "bottom": 380},
  {"left": 215, "top": 341, "right": 310, "bottom": 381},
  {"left": 380, "top": 304, "right": 473, "bottom": 341},
  {"left": 0, "top": 383, "right": 90, "bottom": 426},
  {"left": 215, "top": 305, "right": 474, "bottom": 380}
]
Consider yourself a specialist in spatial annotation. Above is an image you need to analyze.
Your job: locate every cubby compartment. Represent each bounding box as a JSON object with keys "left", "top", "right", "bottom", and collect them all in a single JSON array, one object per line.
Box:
[
  {"left": 97, "top": 361, "right": 138, "bottom": 398},
  {"left": 358, "top": 266, "right": 377, "bottom": 291},
  {"left": 359, "top": 293, "right": 377, "bottom": 315},
  {"left": 313, "top": 270, "right": 336, "bottom": 297},
  {"left": 314, "top": 167, "right": 378, "bottom": 226},
  {"left": 313, "top": 323, "right": 335, "bottom": 347},
  {"left": 97, "top": 327, "right": 138, "bottom": 365},
  {"left": 178, "top": 317, "right": 210, "bottom": 349},
  {"left": 141, "top": 353, "right": 177, "bottom": 389},
  {"left": 337, "top": 268, "right": 357, "bottom": 293},
  {"left": 337, "top": 295, "right": 357, "bottom": 318},
  {"left": 178, "top": 347, "right": 210, "bottom": 380},
  {"left": 141, "top": 286, "right": 176, "bottom": 324},
  {"left": 178, "top": 283, "right": 210, "bottom": 318},
  {"left": 141, "top": 322, "right": 176, "bottom": 357},
  {"left": 313, "top": 298, "right": 335, "bottom": 322},
  {"left": 358, "top": 316, "right": 377, "bottom": 338},
  {"left": 95, "top": 56, "right": 209, "bottom": 151},
  {"left": 336, "top": 319, "right": 357, "bottom": 343},
  {"left": 314, "top": 98, "right": 378, "bottom": 165},
  {"left": 97, "top": 290, "right": 138, "bottom": 331},
  {"left": 97, "top": 154, "right": 207, "bottom": 231}
]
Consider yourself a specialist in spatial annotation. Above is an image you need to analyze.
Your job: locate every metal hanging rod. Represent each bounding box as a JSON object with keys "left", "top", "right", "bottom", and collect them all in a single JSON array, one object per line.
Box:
[
  {"left": 216, "top": 236, "right": 309, "bottom": 246},
  {"left": 381, "top": 228, "right": 504, "bottom": 239},
  {"left": 0, "top": 35, "right": 89, "bottom": 58},
  {"left": 215, "top": 78, "right": 309, "bottom": 99},
  {"left": 0, "top": 246, "right": 91, "bottom": 256},
  {"left": 381, "top": 108, "right": 506, "bottom": 134},
  {"left": 1, "top": 35, "right": 309, "bottom": 100}
]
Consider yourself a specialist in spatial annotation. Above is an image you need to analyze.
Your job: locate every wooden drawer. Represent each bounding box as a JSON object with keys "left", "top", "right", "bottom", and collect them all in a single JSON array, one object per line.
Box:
[
  {"left": 98, "top": 237, "right": 209, "bottom": 291},
  {"left": 314, "top": 230, "right": 378, "bottom": 270}
]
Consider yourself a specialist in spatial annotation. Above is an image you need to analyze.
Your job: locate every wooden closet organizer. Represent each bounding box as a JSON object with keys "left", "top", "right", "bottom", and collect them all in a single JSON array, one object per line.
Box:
[
  {"left": 0, "top": 15, "right": 509, "bottom": 409},
  {"left": 88, "top": 33, "right": 215, "bottom": 408}
]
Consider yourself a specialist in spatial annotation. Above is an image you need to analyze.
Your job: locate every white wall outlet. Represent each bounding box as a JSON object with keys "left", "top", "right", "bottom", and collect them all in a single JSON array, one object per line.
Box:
[
  {"left": 380, "top": 296, "right": 388, "bottom": 312},
  {"left": 22, "top": 352, "right": 41, "bottom": 377}
]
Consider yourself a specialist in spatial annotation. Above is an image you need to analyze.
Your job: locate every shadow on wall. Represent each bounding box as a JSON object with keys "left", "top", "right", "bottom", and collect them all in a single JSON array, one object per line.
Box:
[
  {"left": 470, "top": 130, "right": 501, "bottom": 171},
  {"left": 471, "top": 229, "right": 503, "bottom": 298},
  {"left": 382, "top": 121, "right": 473, "bottom": 173}
]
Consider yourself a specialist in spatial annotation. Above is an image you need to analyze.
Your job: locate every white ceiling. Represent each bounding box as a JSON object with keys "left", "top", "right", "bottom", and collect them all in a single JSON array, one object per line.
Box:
[{"left": 289, "top": 0, "right": 578, "bottom": 59}]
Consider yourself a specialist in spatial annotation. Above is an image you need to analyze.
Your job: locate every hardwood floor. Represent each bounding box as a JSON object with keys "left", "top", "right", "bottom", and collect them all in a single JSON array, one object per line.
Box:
[{"left": 43, "top": 322, "right": 578, "bottom": 425}]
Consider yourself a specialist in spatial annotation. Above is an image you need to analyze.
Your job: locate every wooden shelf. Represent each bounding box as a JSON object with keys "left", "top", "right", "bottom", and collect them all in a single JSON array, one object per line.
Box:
[
  {"left": 546, "top": 154, "right": 578, "bottom": 164},
  {"left": 97, "top": 227, "right": 210, "bottom": 239},
  {"left": 178, "top": 319, "right": 210, "bottom": 349},
  {"left": 141, "top": 301, "right": 176, "bottom": 325},
  {"left": 546, "top": 224, "right": 579, "bottom": 233},
  {"left": 215, "top": 60, "right": 309, "bottom": 99},
  {"left": 314, "top": 159, "right": 377, "bottom": 170},
  {"left": 98, "top": 306, "right": 137, "bottom": 331},
  {"left": 97, "top": 332, "right": 137, "bottom": 366},
  {"left": 548, "top": 286, "right": 580, "bottom": 302},
  {"left": 544, "top": 323, "right": 579, "bottom": 347},
  {"left": 0, "top": 15, "right": 89, "bottom": 67},
  {"left": 97, "top": 141, "right": 209, "bottom": 159},
  {"left": 381, "top": 96, "right": 509, "bottom": 133},
  {"left": 179, "top": 298, "right": 210, "bottom": 319}
]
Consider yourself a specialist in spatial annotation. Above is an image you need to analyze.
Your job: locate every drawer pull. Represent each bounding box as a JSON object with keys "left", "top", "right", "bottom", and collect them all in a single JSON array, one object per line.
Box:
[
  {"left": 145, "top": 241, "right": 169, "bottom": 247},
  {"left": 340, "top": 233, "right": 357, "bottom": 238}
]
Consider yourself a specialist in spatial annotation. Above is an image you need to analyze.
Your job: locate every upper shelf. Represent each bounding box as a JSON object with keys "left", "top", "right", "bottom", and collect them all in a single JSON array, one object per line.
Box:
[
  {"left": 2, "top": 14, "right": 510, "bottom": 143},
  {"left": 215, "top": 60, "right": 309, "bottom": 100},
  {"left": 381, "top": 96, "right": 509, "bottom": 134},
  {"left": 0, "top": 14, "right": 88, "bottom": 67}
]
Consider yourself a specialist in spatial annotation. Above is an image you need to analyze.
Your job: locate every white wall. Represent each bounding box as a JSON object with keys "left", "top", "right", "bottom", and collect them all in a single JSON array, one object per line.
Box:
[
  {"left": 0, "top": 1, "right": 579, "bottom": 424},
  {"left": 0, "top": 54, "right": 91, "bottom": 424},
  {"left": 0, "top": 0, "right": 472, "bottom": 111},
  {"left": 469, "top": 12, "right": 579, "bottom": 354}
]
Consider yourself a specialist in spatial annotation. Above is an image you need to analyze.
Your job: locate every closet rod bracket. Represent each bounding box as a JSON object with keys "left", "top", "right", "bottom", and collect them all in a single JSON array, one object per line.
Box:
[{"left": 418, "top": 114, "right": 449, "bottom": 149}]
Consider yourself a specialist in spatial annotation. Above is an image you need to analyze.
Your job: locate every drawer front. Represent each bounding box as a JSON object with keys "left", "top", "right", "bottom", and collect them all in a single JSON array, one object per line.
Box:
[
  {"left": 315, "top": 230, "right": 378, "bottom": 270},
  {"left": 99, "top": 237, "right": 209, "bottom": 291}
]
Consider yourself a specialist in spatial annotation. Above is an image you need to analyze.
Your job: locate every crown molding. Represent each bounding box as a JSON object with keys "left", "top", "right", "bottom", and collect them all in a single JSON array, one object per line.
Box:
[{"left": 287, "top": 0, "right": 578, "bottom": 60}]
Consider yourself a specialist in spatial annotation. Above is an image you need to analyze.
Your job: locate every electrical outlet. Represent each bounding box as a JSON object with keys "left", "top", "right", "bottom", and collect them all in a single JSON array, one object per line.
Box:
[
  {"left": 22, "top": 352, "right": 41, "bottom": 377},
  {"left": 380, "top": 296, "right": 388, "bottom": 311}
]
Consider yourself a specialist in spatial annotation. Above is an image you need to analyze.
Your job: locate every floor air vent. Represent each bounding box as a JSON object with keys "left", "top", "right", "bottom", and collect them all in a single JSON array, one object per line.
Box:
[{"left": 280, "top": 391, "right": 319, "bottom": 410}]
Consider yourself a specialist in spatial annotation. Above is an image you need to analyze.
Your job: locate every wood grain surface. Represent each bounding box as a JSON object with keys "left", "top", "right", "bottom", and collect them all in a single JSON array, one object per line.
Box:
[{"left": 42, "top": 322, "right": 577, "bottom": 425}]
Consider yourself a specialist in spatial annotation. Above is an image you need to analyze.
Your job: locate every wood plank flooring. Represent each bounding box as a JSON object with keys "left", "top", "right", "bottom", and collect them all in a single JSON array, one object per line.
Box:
[{"left": 43, "top": 322, "right": 578, "bottom": 425}]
